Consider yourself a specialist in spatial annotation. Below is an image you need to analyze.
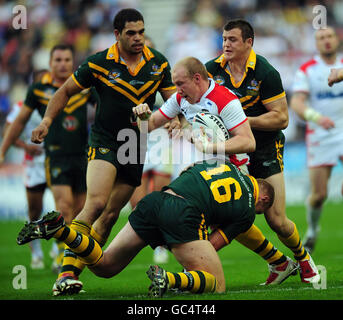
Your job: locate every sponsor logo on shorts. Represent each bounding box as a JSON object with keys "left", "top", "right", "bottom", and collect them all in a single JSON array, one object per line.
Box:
[
  {"left": 262, "top": 160, "right": 277, "bottom": 167},
  {"left": 51, "top": 167, "right": 61, "bottom": 178},
  {"left": 99, "top": 147, "right": 110, "bottom": 154}
]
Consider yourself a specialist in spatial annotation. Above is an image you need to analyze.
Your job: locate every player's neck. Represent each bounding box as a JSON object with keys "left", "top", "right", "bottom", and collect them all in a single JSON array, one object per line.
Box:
[
  {"left": 51, "top": 75, "right": 68, "bottom": 87},
  {"left": 320, "top": 52, "right": 337, "bottom": 65},
  {"left": 197, "top": 79, "right": 210, "bottom": 102},
  {"left": 227, "top": 50, "right": 250, "bottom": 79},
  {"left": 118, "top": 45, "right": 143, "bottom": 70}
]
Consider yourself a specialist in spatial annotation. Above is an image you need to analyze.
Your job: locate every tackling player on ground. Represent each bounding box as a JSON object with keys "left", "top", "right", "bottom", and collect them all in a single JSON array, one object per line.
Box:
[{"left": 17, "top": 159, "right": 278, "bottom": 297}]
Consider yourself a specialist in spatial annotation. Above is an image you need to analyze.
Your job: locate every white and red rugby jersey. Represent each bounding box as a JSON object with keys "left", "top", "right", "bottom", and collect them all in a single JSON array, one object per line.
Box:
[
  {"left": 292, "top": 55, "right": 343, "bottom": 142},
  {"left": 6, "top": 101, "right": 45, "bottom": 164},
  {"left": 159, "top": 78, "right": 249, "bottom": 166}
]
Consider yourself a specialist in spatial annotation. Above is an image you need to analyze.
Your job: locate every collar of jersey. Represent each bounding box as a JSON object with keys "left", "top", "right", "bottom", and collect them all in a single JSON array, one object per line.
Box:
[
  {"left": 246, "top": 174, "right": 259, "bottom": 205},
  {"left": 40, "top": 72, "right": 65, "bottom": 88},
  {"left": 106, "top": 42, "right": 155, "bottom": 63},
  {"left": 215, "top": 49, "right": 256, "bottom": 72},
  {"left": 214, "top": 49, "right": 256, "bottom": 88},
  {"left": 198, "top": 78, "right": 215, "bottom": 103}
]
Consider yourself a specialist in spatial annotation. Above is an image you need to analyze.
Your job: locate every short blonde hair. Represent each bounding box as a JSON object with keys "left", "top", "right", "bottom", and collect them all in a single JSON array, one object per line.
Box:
[{"left": 173, "top": 57, "right": 208, "bottom": 80}]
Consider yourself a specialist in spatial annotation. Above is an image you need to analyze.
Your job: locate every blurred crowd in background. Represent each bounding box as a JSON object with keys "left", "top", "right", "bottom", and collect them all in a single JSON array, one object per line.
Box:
[{"left": 0, "top": 0, "right": 342, "bottom": 141}]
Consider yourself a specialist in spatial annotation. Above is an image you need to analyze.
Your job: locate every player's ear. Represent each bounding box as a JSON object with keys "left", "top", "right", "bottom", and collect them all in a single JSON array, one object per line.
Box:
[
  {"left": 245, "top": 37, "right": 253, "bottom": 47},
  {"left": 193, "top": 73, "right": 201, "bottom": 83},
  {"left": 114, "top": 29, "right": 120, "bottom": 40}
]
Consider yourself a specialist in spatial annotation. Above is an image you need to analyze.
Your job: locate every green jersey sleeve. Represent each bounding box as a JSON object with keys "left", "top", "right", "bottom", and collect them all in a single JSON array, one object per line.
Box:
[
  {"left": 72, "top": 58, "right": 94, "bottom": 89},
  {"left": 23, "top": 84, "right": 37, "bottom": 110},
  {"left": 159, "top": 60, "right": 174, "bottom": 91},
  {"left": 260, "top": 68, "right": 285, "bottom": 104}
]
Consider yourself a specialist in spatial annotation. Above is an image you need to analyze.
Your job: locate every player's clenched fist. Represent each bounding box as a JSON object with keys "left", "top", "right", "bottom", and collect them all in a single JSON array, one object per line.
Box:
[
  {"left": 132, "top": 103, "right": 152, "bottom": 120},
  {"left": 328, "top": 68, "right": 343, "bottom": 87},
  {"left": 31, "top": 122, "right": 49, "bottom": 144}
]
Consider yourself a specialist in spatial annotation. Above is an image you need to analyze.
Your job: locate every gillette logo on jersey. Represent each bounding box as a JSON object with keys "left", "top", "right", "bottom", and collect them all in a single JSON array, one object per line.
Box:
[{"left": 62, "top": 116, "right": 79, "bottom": 131}]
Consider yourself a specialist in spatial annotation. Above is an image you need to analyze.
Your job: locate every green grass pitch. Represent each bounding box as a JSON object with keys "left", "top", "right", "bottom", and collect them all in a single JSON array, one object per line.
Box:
[{"left": 0, "top": 202, "right": 342, "bottom": 302}]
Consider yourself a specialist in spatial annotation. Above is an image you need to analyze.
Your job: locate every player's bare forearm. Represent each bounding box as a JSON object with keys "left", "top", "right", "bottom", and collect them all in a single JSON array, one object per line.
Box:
[
  {"left": 43, "top": 79, "right": 79, "bottom": 127},
  {"left": 213, "top": 135, "right": 255, "bottom": 155},
  {"left": 215, "top": 120, "right": 255, "bottom": 155},
  {"left": 290, "top": 92, "right": 308, "bottom": 120},
  {"left": 249, "top": 97, "right": 289, "bottom": 131},
  {"left": 0, "top": 118, "right": 26, "bottom": 158},
  {"left": 248, "top": 112, "right": 288, "bottom": 131},
  {"left": 290, "top": 92, "right": 334, "bottom": 129}
]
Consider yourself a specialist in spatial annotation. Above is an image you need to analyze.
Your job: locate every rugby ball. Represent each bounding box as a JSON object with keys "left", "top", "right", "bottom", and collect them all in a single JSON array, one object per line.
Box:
[{"left": 192, "top": 111, "right": 229, "bottom": 143}]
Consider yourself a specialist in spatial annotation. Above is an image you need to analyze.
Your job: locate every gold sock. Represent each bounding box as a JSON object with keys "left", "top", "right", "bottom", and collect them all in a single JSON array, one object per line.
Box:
[
  {"left": 166, "top": 270, "right": 216, "bottom": 293},
  {"left": 58, "top": 247, "right": 86, "bottom": 278},
  {"left": 56, "top": 220, "right": 92, "bottom": 278},
  {"left": 236, "top": 224, "right": 287, "bottom": 265},
  {"left": 53, "top": 224, "right": 103, "bottom": 267},
  {"left": 277, "top": 223, "right": 309, "bottom": 261},
  {"left": 70, "top": 219, "right": 91, "bottom": 236},
  {"left": 90, "top": 227, "right": 107, "bottom": 247}
]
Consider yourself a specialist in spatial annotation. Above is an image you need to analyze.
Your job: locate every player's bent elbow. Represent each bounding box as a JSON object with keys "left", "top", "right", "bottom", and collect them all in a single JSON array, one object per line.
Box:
[
  {"left": 279, "top": 114, "right": 289, "bottom": 130},
  {"left": 247, "top": 138, "right": 256, "bottom": 153},
  {"left": 280, "top": 118, "right": 289, "bottom": 130}
]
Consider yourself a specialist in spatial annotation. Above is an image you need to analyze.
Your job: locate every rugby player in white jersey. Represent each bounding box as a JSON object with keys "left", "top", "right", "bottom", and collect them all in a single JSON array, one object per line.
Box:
[
  {"left": 3, "top": 100, "right": 47, "bottom": 269},
  {"left": 133, "top": 56, "right": 255, "bottom": 171},
  {"left": 290, "top": 27, "right": 343, "bottom": 253}
]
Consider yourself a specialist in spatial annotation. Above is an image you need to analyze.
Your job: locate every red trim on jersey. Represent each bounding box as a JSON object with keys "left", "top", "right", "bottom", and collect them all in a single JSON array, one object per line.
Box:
[
  {"left": 24, "top": 152, "right": 34, "bottom": 161},
  {"left": 158, "top": 108, "right": 173, "bottom": 120},
  {"left": 228, "top": 117, "right": 248, "bottom": 132},
  {"left": 176, "top": 94, "right": 182, "bottom": 106},
  {"left": 206, "top": 83, "right": 238, "bottom": 113},
  {"left": 300, "top": 59, "right": 317, "bottom": 74},
  {"left": 229, "top": 154, "right": 249, "bottom": 166}
]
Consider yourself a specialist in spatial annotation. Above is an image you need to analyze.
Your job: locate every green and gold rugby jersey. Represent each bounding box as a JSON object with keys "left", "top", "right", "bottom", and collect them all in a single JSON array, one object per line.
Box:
[
  {"left": 166, "top": 160, "right": 258, "bottom": 243},
  {"left": 206, "top": 49, "right": 286, "bottom": 147},
  {"left": 72, "top": 43, "right": 175, "bottom": 150},
  {"left": 24, "top": 72, "right": 94, "bottom": 157}
]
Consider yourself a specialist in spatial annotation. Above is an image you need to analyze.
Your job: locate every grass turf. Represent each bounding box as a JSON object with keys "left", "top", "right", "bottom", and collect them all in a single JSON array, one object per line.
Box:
[{"left": 0, "top": 202, "right": 342, "bottom": 302}]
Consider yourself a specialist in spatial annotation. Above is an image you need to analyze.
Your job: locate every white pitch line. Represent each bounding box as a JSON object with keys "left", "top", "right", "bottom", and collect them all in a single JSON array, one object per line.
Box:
[{"left": 227, "top": 285, "right": 343, "bottom": 294}]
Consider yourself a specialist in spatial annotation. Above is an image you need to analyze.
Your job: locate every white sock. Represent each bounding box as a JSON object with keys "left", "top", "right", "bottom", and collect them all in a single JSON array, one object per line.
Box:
[
  {"left": 305, "top": 201, "right": 322, "bottom": 238},
  {"left": 30, "top": 239, "right": 43, "bottom": 259}
]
